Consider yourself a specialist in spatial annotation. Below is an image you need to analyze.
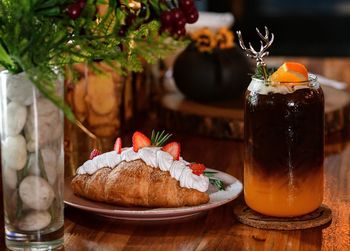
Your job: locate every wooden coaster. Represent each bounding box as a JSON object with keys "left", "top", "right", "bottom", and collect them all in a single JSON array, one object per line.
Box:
[{"left": 233, "top": 204, "right": 332, "bottom": 230}]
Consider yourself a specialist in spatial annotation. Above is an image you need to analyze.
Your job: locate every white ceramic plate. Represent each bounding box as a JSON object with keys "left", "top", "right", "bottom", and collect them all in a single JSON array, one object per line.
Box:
[{"left": 64, "top": 168, "right": 243, "bottom": 221}]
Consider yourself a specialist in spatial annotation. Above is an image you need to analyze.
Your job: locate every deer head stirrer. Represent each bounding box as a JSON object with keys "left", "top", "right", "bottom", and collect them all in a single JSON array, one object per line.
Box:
[{"left": 236, "top": 27, "right": 274, "bottom": 80}]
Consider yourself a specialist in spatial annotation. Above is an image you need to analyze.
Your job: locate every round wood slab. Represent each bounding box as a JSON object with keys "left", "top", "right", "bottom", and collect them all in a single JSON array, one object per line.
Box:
[
  {"left": 233, "top": 203, "right": 332, "bottom": 230},
  {"left": 160, "top": 85, "right": 350, "bottom": 139}
]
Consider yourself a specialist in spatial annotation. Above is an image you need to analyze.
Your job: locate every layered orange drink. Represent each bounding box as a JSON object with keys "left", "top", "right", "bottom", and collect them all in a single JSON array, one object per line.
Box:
[{"left": 244, "top": 62, "right": 324, "bottom": 217}]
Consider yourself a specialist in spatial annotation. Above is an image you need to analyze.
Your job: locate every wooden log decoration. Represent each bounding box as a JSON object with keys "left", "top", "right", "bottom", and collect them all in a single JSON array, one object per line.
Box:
[
  {"left": 159, "top": 85, "right": 350, "bottom": 140},
  {"left": 66, "top": 63, "right": 124, "bottom": 138},
  {"left": 323, "top": 85, "right": 350, "bottom": 133}
]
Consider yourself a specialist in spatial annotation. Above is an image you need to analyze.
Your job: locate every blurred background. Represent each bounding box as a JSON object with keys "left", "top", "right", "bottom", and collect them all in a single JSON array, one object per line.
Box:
[
  {"left": 65, "top": 0, "right": 350, "bottom": 167},
  {"left": 197, "top": 0, "right": 350, "bottom": 56}
]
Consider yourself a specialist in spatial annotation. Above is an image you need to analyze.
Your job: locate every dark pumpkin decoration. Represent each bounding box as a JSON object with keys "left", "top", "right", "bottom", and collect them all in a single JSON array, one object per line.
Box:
[{"left": 173, "top": 43, "right": 252, "bottom": 102}]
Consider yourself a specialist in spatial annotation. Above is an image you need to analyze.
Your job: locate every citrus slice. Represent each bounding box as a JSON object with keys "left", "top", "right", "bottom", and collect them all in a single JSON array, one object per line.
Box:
[{"left": 270, "top": 62, "right": 308, "bottom": 83}]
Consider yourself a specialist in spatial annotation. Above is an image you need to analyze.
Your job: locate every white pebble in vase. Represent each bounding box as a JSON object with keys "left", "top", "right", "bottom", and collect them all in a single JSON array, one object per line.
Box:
[
  {"left": 42, "top": 148, "right": 58, "bottom": 185},
  {"left": 2, "top": 135, "right": 27, "bottom": 171},
  {"left": 31, "top": 98, "right": 58, "bottom": 116},
  {"left": 28, "top": 149, "right": 58, "bottom": 185},
  {"left": 18, "top": 210, "right": 51, "bottom": 231},
  {"left": 5, "top": 102, "right": 27, "bottom": 136},
  {"left": 6, "top": 72, "right": 37, "bottom": 106},
  {"left": 25, "top": 103, "right": 61, "bottom": 152},
  {"left": 19, "top": 176, "right": 55, "bottom": 211},
  {"left": 9, "top": 192, "right": 31, "bottom": 211},
  {"left": 3, "top": 168, "right": 17, "bottom": 190}
]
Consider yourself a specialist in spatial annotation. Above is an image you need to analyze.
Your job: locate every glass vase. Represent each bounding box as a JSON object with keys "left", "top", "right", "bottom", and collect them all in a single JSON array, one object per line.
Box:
[{"left": 0, "top": 71, "right": 64, "bottom": 250}]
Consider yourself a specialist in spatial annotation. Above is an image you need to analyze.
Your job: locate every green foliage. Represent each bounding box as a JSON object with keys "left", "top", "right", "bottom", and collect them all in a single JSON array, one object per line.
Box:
[
  {"left": 252, "top": 65, "right": 276, "bottom": 80},
  {"left": 209, "top": 178, "right": 225, "bottom": 191},
  {"left": 151, "top": 130, "right": 172, "bottom": 147},
  {"left": 204, "top": 171, "right": 225, "bottom": 191},
  {"left": 0, "top": 0, "right": 187, "bottom": 121}
]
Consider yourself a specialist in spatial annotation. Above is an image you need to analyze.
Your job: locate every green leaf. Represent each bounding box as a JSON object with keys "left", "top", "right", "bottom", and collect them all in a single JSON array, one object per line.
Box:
[
  {"left": 252, "top": 65, "right": 276, "bottom": 80},
  {"left": 204, "top": 171, "right": 225, "bottom": 190},
  {"left": 35, "top": 7, "right": 61, "bottom": 16},
  {"left": 209, "top": 177, "right": 225, "bottom": 191},
  {"left": 34, "top": 0, "right": 60, "bottom": 10},
  {"left": 0, "top": 43, "right": 16, "bottom": 71},
  {"left": 203, "top": 171, "right": 218, "bottom": 177},
  {"left": 151, "top": 130, "right": 172, "bottom": 147}
]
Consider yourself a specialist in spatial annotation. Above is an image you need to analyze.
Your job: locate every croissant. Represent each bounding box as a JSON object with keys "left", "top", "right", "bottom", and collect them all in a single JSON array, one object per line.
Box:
[{"left": 71, "top": 159, "right": 209, "bottom": 207}]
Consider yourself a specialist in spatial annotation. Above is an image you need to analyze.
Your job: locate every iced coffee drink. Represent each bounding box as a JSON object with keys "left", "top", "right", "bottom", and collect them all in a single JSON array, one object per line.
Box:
[{"left": 244, "top": 63, "right": 324, "bottom": 217}]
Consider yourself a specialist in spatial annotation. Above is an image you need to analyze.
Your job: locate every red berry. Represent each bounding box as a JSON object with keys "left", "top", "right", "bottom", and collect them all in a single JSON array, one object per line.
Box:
[
  {"left": 77, "top": 0, "right": 86, "bottom": 9},
  {"left": 132, "top": 131, "right": 151, "bottom": 152},
  {"left": 118, "top": 25, "right": 128, "bottom": 37},
  {"left": 175, "top": 27, "right": 186, "bottom": 37},
  {"left": 192, "top": 170, "right": 202, "bottom": 175},
  {"left": 186, "top": 9, "right": 199, "bottom": 24},
  {"left": 162, "top": 142, "right": 181, "bottom": 160},
  {"left": 160, "top": 11, "right": 173, "bottom": 27},
  {"left": 114, "top": 137, "right": 122, "bottom": 154},
  {"left": 190, "top": 163, "right": 206, "bottom": 176},
  {"left": 175, "top": 16, "right": 187, "bottom": 29},
  {"left": 66, "top": 3, "right": 81, "bottom": 20},
  {"left": 179, "top": 0, "right": 195, "bottom": 10},
  {"left": 89, "top": 149, "right": 101, "bottom": 160},
  {"left": 172, "top": 8, "right": 185, "bottom": 22}
]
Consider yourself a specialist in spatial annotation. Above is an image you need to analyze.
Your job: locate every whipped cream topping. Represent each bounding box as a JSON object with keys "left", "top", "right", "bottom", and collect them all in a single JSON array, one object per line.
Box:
[
  {"left": 248, "top": 78, "right": 310, "bottom": 95},
  {"left": 76, "top": 147, "right": 209, "bottom": 192}
]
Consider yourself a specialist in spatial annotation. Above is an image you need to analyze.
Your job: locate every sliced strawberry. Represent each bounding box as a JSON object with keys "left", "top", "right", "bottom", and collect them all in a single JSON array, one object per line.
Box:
[
  {"left": 132, "top": 131, "right": 151, "bottom": 152},
  {"left": 190, "top": 163, "right": 206, "bottom": 176},
  {"left": 114, "top": 137, "right": 122, "bottom": 154},
  {"left": 162, "top": 142, "right": 181, "bottom": 160},
  {"left": 89, "top": 148, "right": 101, "bottom": 160}
]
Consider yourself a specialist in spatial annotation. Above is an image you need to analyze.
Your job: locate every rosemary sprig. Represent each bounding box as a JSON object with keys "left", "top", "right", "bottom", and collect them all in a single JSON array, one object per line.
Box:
[
  {"left": 252, "top": 65, "right": 276, "bottom": 80},
  {"left": 203, "top": 171, "right": 217, "bottom": 177},
  {"left": 209, "top": 178, "right": 225, "bottom": 191},
  {"left": 151, "top": 130, "right": 172, "bottom": 147},
  {"left": 204, "top": 171, "right": 225, "bottom": 191}
]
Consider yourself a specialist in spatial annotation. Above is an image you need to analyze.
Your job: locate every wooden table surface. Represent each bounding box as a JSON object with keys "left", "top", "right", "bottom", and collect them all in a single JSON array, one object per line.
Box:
[{"left": 2, "top": 57, "right": 350, "bottom": 250}]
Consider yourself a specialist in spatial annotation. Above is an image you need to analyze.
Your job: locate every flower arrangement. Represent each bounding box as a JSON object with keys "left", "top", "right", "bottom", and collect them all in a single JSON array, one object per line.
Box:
[
  {"left": 0, "top": 0, "right": 198, "bottom": 121},
  {"left": 190, "top": 27, "right": 235, "bottom": 52}
]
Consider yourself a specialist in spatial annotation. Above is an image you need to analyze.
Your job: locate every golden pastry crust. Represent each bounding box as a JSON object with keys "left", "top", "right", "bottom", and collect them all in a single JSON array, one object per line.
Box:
[{"left": 71, "top": 159, "right": 209, "bottom": 207}]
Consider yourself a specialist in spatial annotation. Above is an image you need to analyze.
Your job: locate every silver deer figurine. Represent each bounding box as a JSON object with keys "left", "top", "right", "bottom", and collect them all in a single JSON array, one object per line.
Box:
[{"left": 236, "top": 26, "right": 274, "bottom": 80}]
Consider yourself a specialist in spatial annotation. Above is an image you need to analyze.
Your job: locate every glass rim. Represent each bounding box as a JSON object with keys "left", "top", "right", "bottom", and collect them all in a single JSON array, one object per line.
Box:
[
  {"left": 251, "top": 73, "right": 318, "bottom": 84},
  {"left": 0, "top": 70, "right": 9, "bottom": 75},
  {"left": 0, "top": 70, "right": 24, "bottom": 76}
]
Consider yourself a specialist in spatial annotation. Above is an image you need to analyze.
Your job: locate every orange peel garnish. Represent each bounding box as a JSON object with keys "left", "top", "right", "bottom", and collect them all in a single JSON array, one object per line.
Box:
[{"left": 270, "top": 62, "right": 308, "bottom": 83}]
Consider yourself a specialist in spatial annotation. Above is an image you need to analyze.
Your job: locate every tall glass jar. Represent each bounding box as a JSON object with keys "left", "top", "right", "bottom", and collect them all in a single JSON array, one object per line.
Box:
[
  {"left": 244, "top": 74, "right": 324, "bottom": 217},
  {"left": 0, "top": 71, "right": 64, "bottom": 250}
]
